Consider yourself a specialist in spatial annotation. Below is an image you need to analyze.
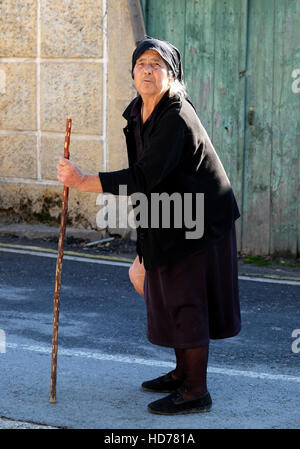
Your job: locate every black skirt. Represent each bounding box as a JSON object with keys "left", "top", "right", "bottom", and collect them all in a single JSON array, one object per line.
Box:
[{"left": 144, "top": 223, "right": 241, "bottom": 348}]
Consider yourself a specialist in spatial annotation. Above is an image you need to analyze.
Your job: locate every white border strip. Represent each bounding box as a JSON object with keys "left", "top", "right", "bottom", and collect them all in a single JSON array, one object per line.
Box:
[{"left": 6, "top": 342, "right": 300, "bottom": 383}]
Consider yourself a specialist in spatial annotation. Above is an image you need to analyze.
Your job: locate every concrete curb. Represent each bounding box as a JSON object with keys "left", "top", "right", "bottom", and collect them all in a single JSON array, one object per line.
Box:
[
  {"left": 0, "top": 223, "right": 107, "bottom": 242},
  {"left": 0, "top": 416, "right": 58, "bottom": 429}
]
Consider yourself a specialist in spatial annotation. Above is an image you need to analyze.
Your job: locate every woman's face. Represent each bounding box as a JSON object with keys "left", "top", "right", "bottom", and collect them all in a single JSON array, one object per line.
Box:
[{"left": 133, "top": 49, "right": 170, "bottom": 99}]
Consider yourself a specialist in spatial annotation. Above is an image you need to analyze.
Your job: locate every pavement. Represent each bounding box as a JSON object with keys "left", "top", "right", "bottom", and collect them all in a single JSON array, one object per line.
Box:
[{"left": 0, "top": 222, "right": 300, "bottom": 431}]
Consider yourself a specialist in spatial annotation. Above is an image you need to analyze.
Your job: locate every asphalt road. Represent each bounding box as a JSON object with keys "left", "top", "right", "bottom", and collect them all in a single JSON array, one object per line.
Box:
[{"left": 0, "top": 239, "right": 299, "bottom": 430}]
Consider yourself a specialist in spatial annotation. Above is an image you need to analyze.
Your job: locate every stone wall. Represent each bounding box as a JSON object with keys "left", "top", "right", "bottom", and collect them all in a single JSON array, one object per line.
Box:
[{"left": 0, "top": 0, "right": 137, "bottom": 234}]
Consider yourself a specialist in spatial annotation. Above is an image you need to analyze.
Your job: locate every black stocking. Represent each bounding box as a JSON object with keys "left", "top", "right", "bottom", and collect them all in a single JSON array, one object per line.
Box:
[
  {"left": 182, "top": 345, "right": 209, "bottom": 399},
  {"left": 172, "top": 348, "right": 185, "bottom": 380},
  {"left": 172, "top": 345, "right": 209, "bottom": 399}
]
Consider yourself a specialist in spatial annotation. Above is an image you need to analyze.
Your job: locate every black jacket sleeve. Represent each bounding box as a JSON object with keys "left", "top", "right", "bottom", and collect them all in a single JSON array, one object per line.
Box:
[{"left": 99, "top": 111, "right": 187, "bottom": 196}]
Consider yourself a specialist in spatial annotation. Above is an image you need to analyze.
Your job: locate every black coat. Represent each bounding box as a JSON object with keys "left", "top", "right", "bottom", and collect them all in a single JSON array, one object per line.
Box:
[{"left": 99, "top": 91, "right": 240, "bottom": 270}]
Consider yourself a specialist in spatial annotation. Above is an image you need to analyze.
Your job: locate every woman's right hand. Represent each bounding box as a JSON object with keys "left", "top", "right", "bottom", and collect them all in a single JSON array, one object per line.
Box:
[{"left": 57, "top": 157, "right": 86, "bottom": 189}]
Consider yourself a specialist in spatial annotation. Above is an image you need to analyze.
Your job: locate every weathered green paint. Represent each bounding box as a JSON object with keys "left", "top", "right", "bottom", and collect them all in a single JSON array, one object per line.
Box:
[
  {"left": 242, "top": 0, "right": 275, "bottom": 255},
  {"left": 243, "top": 0, "right": 300, "bottom": 257},
  {"left": 140, "top": 0, "right": 300, "bottom": 257},
  {"left": 270, "top": 0, "right": 300, "bottom": 257}
]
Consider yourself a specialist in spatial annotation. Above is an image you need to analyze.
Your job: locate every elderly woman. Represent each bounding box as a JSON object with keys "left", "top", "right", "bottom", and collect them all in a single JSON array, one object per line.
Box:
[{"left": 57, "top": 37, "right": 241, "bottom": 415}]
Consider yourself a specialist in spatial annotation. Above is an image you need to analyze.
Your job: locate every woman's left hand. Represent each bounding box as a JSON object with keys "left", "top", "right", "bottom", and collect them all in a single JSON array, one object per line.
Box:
[{"left": 57, "top": 157, "right": 85, "bottom": 188}]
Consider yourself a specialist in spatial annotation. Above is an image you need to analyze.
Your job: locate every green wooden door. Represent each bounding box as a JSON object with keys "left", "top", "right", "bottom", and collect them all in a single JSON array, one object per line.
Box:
[
  {"left": 243, "top": 0, "right": 300, "bottom": 257},
  {"left": 140, "top": 0, "right": 300, "bottom": 257}
]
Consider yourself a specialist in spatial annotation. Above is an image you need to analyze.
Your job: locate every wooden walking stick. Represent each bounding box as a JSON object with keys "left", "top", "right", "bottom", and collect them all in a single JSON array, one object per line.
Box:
[{"left": 50, "top": 117, "right": 72, "bottom": 403}]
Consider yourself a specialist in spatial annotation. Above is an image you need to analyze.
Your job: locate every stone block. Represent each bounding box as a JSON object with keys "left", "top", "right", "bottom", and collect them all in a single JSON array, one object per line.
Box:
[
  {"left": 0, "top": 135, "right": 37, "bottom": 179},
  {"left": 0, "top": 63, "right": 36, "bottom": 131},
  {"left": 40, "top": 0, "right": 102, "bottom": 58},
  {"left": 40, "top": 63, "right": 102, "bottom": 135},
  {"left": 40, "top": 136, "right": 102, "bottom": 180},
  {"left": 107, "top": 0, "right": 136, "bottom": 171},
  {"left": 0, "top": 0, "right": 37, "bottom": 57}
]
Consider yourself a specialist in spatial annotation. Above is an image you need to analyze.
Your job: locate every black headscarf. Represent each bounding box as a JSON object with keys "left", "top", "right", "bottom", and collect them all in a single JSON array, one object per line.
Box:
[{"left": 132, "top": 37, "right": 183, "bottom": 82}]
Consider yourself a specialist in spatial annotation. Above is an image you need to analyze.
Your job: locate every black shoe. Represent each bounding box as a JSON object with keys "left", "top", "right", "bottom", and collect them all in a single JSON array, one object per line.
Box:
[
  {"left": 147, "top": 390, "right": 212, "bottom": 415},
  {"left": 141, "top": 371, "right": 184, "bottom": 393}
]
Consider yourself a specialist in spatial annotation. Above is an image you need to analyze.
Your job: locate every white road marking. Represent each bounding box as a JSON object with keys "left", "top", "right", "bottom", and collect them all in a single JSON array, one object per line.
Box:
[
  {"left": 6, "top": 342, "right": 300, "bottom": 384},
  {"left": 238, "top": 275, "right": 300, "bottom": 286},
  {"left": 1, "top": 246, "right": 300, "bottom": 285},
  {"left": 0, "top": 247, "right": 131, "bottom": 267}
]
